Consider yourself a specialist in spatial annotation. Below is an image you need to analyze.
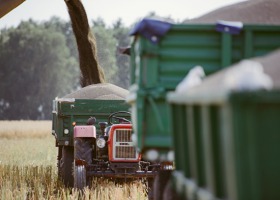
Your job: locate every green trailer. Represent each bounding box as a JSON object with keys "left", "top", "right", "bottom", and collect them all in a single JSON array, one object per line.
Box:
[
  {"left": 52, "top": 83, "right": 130, "bottom": 147},
  {"left": 52, "top": 98, "right": 129, "bottom": 147},
  {"left": 167, "top": 49, "right": 280, "bottom": 200},
  {"left": 127, "top": 19, "right": 280, "bottom": 161}
]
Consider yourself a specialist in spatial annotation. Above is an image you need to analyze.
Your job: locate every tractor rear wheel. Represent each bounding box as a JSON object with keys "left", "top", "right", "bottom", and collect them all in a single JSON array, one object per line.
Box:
[
  {"left": 73, "top": 138, "right": 93, "bottom": 189},
  {"left": 60, "top": 146, "right": 74, "bottom": 187}
]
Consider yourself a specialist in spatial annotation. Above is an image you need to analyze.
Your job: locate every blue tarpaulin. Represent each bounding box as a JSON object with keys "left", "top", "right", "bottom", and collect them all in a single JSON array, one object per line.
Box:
[
  {"left": 129, "top": 18, "right": 172, "bottom": 44},
  {"left": 216, "top": 20, "right": 243, "bottom": 34}
]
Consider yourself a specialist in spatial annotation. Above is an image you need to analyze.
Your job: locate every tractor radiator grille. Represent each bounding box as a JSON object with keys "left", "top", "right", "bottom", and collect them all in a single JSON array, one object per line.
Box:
[
  {"left": 116, "top": 129, "right": 132, "bottom": 142},
  {"left": 113, "top": 129, "right": 137, "bottom": 160},
  {"left": 115, "top": 146, "right": 136, "bottom": 158}
]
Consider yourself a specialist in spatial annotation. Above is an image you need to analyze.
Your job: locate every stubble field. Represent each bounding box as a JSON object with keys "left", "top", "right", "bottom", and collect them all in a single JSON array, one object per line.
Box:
[{"left": 0, "top": 121, "right": 146, "bottom": 200}]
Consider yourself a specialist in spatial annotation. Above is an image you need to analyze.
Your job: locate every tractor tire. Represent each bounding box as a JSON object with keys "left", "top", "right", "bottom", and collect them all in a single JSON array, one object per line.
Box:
[
  {"left": 153, "top": 170, "right": 172, "bottom": 200},
  {"left": 74, "top": 138, "right": 93, "bottom": 165},
  {"left": 74, "top": 138, "right": 93, "bottom": 189},
  {"left": 74, "top": 164, "right": 87, "bottom": 190},
  {"left": 60, "top": 146, "right": 74, "bottom": 187}
]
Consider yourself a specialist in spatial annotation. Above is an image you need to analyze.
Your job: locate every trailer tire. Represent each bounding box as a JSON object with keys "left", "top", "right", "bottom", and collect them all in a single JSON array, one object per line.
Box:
[
  {"left": 153, "top": 170, "right": 172, "bottom": 200},
  {"left": 146, "top": 178, "right": 154, "bottom": 200},
  {"left": 57, "top": 147, "right": 62, "bottom": 179},
  {"left": 163, "top": 179, "right": 183, "bottom": 200},
  {"left": 60, "top": 146, "right": 74, "bottom": 187}
]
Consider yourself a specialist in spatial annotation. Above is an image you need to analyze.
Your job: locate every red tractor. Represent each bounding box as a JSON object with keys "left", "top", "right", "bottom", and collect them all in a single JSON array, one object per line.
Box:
[{"left": 68, "top": 111, "right": 157, "bottom": 191}]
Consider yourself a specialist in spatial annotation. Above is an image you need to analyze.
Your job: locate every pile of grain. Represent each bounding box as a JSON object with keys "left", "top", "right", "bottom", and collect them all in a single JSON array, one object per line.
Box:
[
  {"left": 185, "top": 0, "right": 280, "bottom": 24},
  {"left": 253, "top": 49, "right": 280, "bottom": 89},
  {"left": 63, "top": 83, "right": 128, "bottom": 100},
  {"left": 181, "top": 48, "right": 280, "bottom": 95}
]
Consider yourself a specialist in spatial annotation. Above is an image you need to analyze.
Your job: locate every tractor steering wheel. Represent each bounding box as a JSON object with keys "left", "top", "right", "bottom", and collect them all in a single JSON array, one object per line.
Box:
[{"left": 108, "top": 111, "right": 131, "bottom": 125}]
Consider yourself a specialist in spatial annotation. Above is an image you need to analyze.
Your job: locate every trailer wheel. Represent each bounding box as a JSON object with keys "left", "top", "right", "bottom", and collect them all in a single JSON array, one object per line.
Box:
[
  {"left": 153, "top": 170, "right": 172, "bottom": 200},
  {"left": 60, "top": 146, "right": 74, "bottom": 187},
  {"left": 163, "top": 179, "right": 182, "bottom": 200},
  {"left": 146, "top": 178, "right": 154, "bottom": 200},
  {"left": 57, "top": 147, "right": 62, "bottom": 179},
  {"left": 74, "top": 138, "right": 93, "bottom": 189},
  {"left": 74, "top": 164, "right": 87, "bottom": 189}
]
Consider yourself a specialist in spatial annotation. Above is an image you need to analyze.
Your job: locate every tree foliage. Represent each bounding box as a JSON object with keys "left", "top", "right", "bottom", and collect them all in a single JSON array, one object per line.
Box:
[
  {"left": 0, "top": 16, "right": 149, "bottom": 120},
  {"left": 111, "top": 19, "right": 131, "bottom": 88},
  {"left": 0, "top": 19, "right": 79, "bottom": 119},
  {"left": 91, "top": 18, "right": 118, "bottom": 83}
]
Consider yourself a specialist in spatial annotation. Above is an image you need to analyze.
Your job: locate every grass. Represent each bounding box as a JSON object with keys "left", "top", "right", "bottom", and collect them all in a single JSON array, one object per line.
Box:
[
  {"left": 0, "top": 120, "right": 51, "bottom": 139},
  {"left": 0, "top": 121, "right": 147, "bottom": 200}
]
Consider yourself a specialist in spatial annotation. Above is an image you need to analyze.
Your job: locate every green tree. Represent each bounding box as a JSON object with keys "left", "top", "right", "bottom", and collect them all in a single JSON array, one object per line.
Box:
[
  {"left": 112, "top": 18, "right": 131, "bottom": 89},
  {"left": 0, "top": 15, "right": 163, "bottom": 119},
  {"left": 91, "top": 19, "right": 118, "bottom": 83},
  {"left": 0, "top": 20, "right": 79, "bottom": 120},
  {"left": 44, "top": 17, "right": 79, "bottom": 62}
]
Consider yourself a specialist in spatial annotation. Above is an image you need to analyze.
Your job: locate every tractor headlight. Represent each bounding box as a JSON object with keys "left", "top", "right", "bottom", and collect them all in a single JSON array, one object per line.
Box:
[
  {"left": 64, "top": 129, "right": 69, "bottom": 134},
  {"left": 97, "top": 137, "right": 106, "bottom": 148}
]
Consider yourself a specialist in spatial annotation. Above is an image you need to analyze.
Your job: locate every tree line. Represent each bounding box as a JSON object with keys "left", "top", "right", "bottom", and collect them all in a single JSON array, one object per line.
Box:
[{"left": 0, "top": 17, "right": 132, "bottom": 120}]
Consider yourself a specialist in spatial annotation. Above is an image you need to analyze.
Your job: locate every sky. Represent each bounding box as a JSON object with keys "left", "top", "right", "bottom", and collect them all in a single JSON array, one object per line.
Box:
[{"left": 1, "top": 0, "right": 246, "bottom": 29}]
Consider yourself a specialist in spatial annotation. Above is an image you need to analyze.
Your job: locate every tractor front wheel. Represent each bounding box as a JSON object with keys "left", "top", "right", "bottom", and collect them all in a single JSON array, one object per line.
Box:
[
  {"left": 74, "top": 164, "right": 87, "bottom": 189},
  {"left": 73, "top": 138, "right": 93, "bottom": 189}
]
